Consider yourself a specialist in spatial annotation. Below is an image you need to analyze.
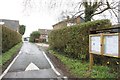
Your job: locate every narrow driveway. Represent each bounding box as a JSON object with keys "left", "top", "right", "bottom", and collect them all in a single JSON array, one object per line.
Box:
[{"left": 3, "top": 42, "right": 60, "bottom": 78}]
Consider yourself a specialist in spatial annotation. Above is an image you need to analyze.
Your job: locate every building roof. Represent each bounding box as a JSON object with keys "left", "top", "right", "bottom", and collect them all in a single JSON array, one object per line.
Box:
[
  {"left": 0, "top": 19, "right": 19, "bottom": 21},
  {"left": 52, "top": 20, "right": 66, "bottom": 27},
  {"left": 68, "top": 15, "right": 84, "bottom": 23},
  {"left": 38, "top": 29, "right": 52, "bottom": 35},
  {"left": 0, "top": 19, "right": 19, "bottom": 31},
  {"left": 52, "top": 16, "right": 84, "bottom": 27}
]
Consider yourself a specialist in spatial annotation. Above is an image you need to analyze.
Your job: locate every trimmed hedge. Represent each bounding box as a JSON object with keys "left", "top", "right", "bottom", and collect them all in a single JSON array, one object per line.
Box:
[
  {"left": 2, "top": 25, "right": 22, "bottom": 53},
  {"left": 29, "top": 31, "right": 40, "bottom": 43},
  {"left": 49, "top": 19, "right": 112, "bottom": 60}
]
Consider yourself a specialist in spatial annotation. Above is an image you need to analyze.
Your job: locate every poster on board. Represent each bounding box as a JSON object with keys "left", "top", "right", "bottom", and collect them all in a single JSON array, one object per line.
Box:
[
  {"left": 104, "top": 35, "right": 119, "bottom": 57},
  {"left": 90, "top": 36, "right": 101, "bottom": 54}
]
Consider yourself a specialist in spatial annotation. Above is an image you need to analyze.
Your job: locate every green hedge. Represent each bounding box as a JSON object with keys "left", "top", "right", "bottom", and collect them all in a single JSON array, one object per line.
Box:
[
  {"left": 49, "top": 19, "right": 112, "bottom": 60},
  {"left": 2, "top": 25, "right": 22, "bottom": 53},
  {"left": 29, "top": 31, "right": 40, "bottom": 43}
]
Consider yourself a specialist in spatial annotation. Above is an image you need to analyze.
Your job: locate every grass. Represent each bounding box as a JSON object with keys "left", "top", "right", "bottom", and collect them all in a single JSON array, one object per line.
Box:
[
  {"left": 0, "top": 42, "right": 22, "bottom": 66},
  {"left": 49, "top": 50, "right": 117, "bottom": 78}
]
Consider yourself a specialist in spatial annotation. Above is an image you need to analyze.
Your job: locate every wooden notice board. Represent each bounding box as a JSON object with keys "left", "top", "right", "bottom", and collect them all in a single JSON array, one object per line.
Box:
[
  {"left": 89, "top": 33, "right": 120, "bottom": 58},
  {"left": 89, "top": 34, "right": 101, "bottom": 55},
  {"left": 103, "top": 33, "right": 120, "bottom": 58}
]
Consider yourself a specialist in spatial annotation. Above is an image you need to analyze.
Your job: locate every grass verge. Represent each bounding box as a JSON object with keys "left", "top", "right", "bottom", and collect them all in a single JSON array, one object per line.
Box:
[
  {"left": 0, "top": 42, "right": 22, "bottom": 66},
  {"left": 49, "top": 50, "right": 117, "bottom": 78}
]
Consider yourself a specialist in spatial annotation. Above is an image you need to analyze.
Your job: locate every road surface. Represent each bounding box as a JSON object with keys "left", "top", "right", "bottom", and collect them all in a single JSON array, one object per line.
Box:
[{"left": 2, "top": 42, "right": 65, "bottom": 79}]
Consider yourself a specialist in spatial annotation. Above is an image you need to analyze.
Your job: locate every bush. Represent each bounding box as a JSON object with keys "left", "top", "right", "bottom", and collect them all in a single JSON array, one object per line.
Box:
[
  {"left": 29, "top": 31, "right": 40, "bottom": 43},
  {"left": 2, "top": 25, "right": 22, "bottom": 53},
  {"left": 19, "top": 25, "right": 26, "bottom": 35},
  {"left": 49, "top": 19, "right": 112, "bottom": 60}
]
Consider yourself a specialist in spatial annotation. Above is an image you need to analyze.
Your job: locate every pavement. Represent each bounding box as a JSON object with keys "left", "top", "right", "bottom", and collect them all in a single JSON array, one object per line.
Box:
[{"left": 1, "top": 42, "right": 66, "bottom": 79}]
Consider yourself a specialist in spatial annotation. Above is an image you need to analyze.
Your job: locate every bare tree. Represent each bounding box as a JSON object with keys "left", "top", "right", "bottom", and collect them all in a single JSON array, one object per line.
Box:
[{"left": 23, "top": 0, "right": 120, "bottom": 22}]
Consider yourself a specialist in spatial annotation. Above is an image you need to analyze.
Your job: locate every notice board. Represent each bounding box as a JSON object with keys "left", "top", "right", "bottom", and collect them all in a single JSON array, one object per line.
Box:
[
  {"left": 89, "top": 33, "right": 120, "bottom": 58},
  {"left": 89, "top": 35, "right": 101, "bottom": 54},
  {"left": 104, "top": 34, "right": 119, "bottom": 57}
]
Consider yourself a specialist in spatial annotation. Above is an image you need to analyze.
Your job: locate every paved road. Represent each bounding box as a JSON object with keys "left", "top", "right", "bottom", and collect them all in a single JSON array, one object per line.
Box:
[{"left": 2, "top": 42, "right": 63, "bottom": 79}]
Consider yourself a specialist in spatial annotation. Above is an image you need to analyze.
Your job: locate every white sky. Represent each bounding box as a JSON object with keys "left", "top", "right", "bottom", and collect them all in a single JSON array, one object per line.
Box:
[
  {"left": 0, "top": 0, "right": 119, "bottom": 37},
  {"left": 0, "top": 0, "right": 57, "bottom": 37}
]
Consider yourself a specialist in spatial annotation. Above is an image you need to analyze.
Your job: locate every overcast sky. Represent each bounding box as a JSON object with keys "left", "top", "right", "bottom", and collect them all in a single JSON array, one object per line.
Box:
[
  {"left": 0, "top": 0, "right": 119, "bottom": 37},
  {"left": 0, "top": 0, "right": 58, "bottom": 37}
]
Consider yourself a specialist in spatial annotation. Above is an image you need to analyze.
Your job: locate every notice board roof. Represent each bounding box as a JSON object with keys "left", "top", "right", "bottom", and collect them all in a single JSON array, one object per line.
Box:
[{"left": 90, "top": 27, "right": 120, "bottom": 34}]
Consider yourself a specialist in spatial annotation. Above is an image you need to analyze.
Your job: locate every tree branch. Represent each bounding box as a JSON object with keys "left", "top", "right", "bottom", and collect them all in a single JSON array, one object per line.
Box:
[
  {"left": 92, "top": 0, "right": 111, "bottom": 17},
  {"left": 111, "top": 9, "right": 119, "bottom": 22},
  {"left": 73, "top": 10, "right": 84, "bottom": 17},
  {"left": 92, "top": 7, "right": 110, "bottom": 16},
  {"left": 72, "top": 13, "right": 84, "bottom": 18}
]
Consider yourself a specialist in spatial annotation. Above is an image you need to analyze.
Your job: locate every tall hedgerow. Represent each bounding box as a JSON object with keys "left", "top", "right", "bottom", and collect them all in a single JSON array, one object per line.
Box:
[
  {"left": 49, "top": 19, "right": 112, "bottom": 60},
  {"left": 2, "top": 25, "right": 22, "bottom": 53}
]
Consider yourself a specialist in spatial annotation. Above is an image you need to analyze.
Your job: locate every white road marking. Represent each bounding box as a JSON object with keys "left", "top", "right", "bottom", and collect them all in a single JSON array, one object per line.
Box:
[
  {"left": 25, "top": 62, "right": 39, "bottom": 71},
  {"left": 0, "top": 51, "right": 22, "bottom": 80},
  {"left": 42, "top": 51, "right": 61, "bottom": 76},
  {"left": 36, "top": 43, "right": 49, "bottom": 47},
  {"left": 0, "top": 43, "right": 67, "bottom": 79},
  {"left": 63, "top": 76, "right": 68, "bottom": 79}
]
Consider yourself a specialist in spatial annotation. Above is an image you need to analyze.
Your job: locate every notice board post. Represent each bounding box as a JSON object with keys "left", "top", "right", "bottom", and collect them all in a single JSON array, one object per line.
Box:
[{"left": 89, "top": 53, "right": 93, "bottom": 70}]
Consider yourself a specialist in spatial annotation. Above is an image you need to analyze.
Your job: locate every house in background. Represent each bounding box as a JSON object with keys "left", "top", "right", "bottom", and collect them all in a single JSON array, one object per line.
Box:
[
  {"left": 53, "top": 15, "right": 84, "bottom": 30},
  {"left": 53, "top": 21, "right": 67, "bottom": 30},
  {"left": 38, "top": 29, "right": 52, "bottom": 42},
  {"left": 0, "top": 19, "right": 19, "bottom": 32}
]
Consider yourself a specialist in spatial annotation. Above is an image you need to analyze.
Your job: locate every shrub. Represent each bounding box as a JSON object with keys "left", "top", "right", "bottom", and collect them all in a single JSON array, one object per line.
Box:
[
  {"left": 2, "top": 25, "right": 22, "bottom": 53},
  {"left": 29, "top": 31, "right": 40, "bottom": 43},
  {"left": 49, "top": 19, "right": 112, "bottom": 60},
  {"left": 19, "top": 25, "right": 26, "bottom": 35}
]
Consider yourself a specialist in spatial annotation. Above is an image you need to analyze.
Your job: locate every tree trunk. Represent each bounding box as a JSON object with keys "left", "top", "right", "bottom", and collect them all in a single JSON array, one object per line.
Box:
[{"left": 84, "top": 6, "right": 93, "bottom": 22}]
